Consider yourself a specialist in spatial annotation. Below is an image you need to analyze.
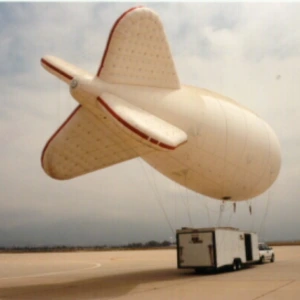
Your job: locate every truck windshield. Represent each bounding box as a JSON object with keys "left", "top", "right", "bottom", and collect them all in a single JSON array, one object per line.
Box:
[{"left": 259, "top": 244, "right": 268, "bottom": 250}]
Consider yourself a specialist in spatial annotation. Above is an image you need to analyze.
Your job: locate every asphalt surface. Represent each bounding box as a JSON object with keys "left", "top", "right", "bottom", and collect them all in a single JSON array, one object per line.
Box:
[{"left": 0, "top": 246, "right": 300, "bottom": 299}]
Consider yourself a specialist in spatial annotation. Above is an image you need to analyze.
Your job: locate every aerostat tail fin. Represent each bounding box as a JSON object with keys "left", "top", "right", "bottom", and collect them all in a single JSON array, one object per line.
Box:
[
  {"left": 97, "top": 7, "right": 180, "bottom": 89},
  {"left": 41, "top": 55, "right": 91, "bottom": 84}
]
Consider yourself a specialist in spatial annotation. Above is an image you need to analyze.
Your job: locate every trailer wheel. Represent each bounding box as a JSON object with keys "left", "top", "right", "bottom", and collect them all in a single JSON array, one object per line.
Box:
[
  {"left": 232, "top": 262, "right": 237, "bottom": 271},
  {"left": 232, "top": 259, "right": 242, "bottom": 271},
  {"left": 236, "top": 260, "right": 242, "bottom": 270},
  {"left": 231, "top": 260, "right": 238, "bottom": 271}
]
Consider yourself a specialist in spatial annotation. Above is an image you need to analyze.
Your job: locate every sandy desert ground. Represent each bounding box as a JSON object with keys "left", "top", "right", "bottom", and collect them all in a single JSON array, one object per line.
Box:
[{"left": 1, "top": 246, "right": 300, "bottom": 299}]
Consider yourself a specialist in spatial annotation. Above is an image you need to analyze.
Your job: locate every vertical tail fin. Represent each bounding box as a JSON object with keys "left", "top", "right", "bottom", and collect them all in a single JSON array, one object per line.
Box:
[{"left": 96, "top": 7, "right": 180, "bottom": 89}]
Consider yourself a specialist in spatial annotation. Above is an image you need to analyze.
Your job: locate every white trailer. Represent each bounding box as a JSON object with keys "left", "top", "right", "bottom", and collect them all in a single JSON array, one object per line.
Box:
[{"left": 177, "top": 227, "right": 259, "bottom": 272}]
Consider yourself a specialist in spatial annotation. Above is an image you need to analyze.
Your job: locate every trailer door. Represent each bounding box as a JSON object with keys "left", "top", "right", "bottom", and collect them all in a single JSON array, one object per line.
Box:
[
  {"left": 244, "top": 233, "right": 253, "bottom": 261},
  {"left": 178, "top": 232, "right": 215, "bottom": 267}
]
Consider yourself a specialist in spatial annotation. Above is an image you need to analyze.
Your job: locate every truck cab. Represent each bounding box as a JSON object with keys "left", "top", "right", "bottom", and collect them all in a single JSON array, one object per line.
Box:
[{"left": 258, "top": 243, "right": 275, "bottom": 263}]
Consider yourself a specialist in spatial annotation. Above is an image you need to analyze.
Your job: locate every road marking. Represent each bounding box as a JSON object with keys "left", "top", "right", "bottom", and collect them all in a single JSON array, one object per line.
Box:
[{"left": 0, "top": 262, "right": 101, "bottom": 280}]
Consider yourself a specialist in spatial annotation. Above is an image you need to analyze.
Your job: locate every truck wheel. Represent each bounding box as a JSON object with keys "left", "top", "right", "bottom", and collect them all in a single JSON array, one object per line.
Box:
[
  {"left": 237, "top": 260, "right": 242, "bottom": 270},
  {"left": 259, "top": 256, "right": 265, "bottom": 264},
  {"left": 271, "top": 254, "right": 275, "bottom": 263}
]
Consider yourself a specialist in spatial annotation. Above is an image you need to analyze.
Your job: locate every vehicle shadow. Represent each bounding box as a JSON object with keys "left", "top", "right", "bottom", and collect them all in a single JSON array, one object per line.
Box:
[
  {"left": 0, "top": 267, "right": 224, "bottom": 300},
  {"left": 0, "top": 263, "right": 261, "bottom": 300}
]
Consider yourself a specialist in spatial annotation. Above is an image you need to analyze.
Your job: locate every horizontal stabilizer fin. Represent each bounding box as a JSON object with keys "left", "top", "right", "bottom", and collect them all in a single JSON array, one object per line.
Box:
[
  {"left": 98, "top": 93, "right": 188, "bottom": 149},
  {"left": 41, "top": 55, "right": 91, "bottom": 84},
  {"left": 41, "top": 105, "right": 154, "bottom": 180}
]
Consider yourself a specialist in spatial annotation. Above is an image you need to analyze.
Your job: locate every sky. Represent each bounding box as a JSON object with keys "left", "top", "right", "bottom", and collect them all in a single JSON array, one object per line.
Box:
[{"left": 1, "top": 2, "right": 300, "bottom": 247}]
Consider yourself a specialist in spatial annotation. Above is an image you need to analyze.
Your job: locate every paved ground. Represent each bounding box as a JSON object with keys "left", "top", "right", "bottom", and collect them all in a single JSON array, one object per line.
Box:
[{"left": 0, "top": 246, "right": 300, "bottom": 299}]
